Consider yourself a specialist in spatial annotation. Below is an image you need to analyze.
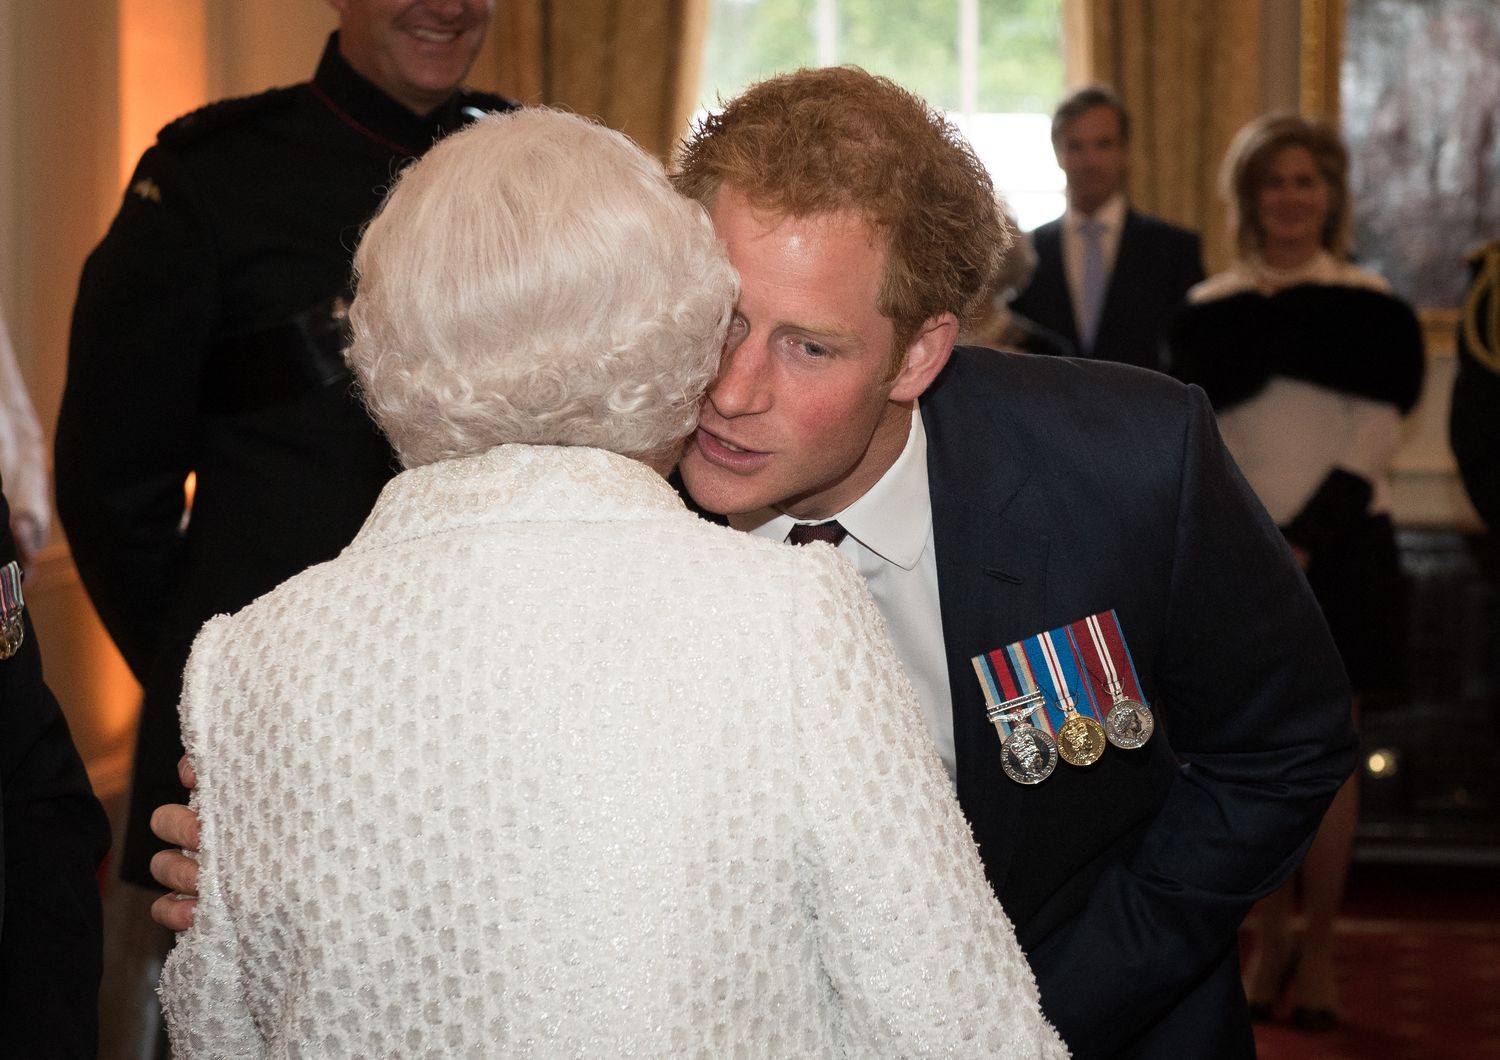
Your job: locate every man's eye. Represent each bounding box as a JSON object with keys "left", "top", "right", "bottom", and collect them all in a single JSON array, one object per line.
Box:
[{"left": 800, "top": 340, "right": 829, "bottom": 358}]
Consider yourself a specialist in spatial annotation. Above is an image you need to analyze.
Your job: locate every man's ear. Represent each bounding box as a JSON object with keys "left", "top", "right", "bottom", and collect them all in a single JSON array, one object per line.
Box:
[{"left": 889, "top": 312, "right": 957, "bottom": 402}]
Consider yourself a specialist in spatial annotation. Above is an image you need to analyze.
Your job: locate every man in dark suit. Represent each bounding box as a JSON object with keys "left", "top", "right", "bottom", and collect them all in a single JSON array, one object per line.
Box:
[
  {"left": 1011, "top": 84, "right": 1205, "bottom": 371},
  {"left": 671, "top": 67, "right": 1351, "bottom": 1058},
  {"left": 150, "top": 67, "right": 1355, "bottom": 1057},
  {"left": 0, "top": 480, "right": 111, "bottom": 1058}
]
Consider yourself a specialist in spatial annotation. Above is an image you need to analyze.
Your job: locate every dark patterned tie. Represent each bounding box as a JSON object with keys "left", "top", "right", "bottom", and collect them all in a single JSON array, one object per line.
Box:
[{"left": 786, "top": 520, "right": 848, "bottom": 547}]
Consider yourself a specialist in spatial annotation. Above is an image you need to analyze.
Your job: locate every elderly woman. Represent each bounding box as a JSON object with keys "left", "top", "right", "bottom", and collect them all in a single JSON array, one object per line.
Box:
[
  {"left": 1169, "top": 114, "right": 1423, "bottom": 1032},
  {"left": 157, "top": 110, "right": 1066, "bottom": 1058}
]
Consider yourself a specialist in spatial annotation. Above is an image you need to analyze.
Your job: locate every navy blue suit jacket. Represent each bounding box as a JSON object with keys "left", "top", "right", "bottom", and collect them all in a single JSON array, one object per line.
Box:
[
  {"left": 922, "top": 348, "right": 1355, "bottom": 1057},
  {"left": 1012, "top": 210, "right": 1204, "bottom": 371}
]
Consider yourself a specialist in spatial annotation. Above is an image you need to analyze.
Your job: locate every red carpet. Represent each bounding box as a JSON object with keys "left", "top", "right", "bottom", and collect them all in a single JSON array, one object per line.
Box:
[{"left": 1248, "top": 865, "right": 1500, "bottom": 1059}]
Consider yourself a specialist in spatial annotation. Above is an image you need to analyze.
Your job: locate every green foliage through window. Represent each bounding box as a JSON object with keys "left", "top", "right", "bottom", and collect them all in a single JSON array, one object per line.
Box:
[{"left": 698, "top": 0, "right": 1064, "bottom": 115}]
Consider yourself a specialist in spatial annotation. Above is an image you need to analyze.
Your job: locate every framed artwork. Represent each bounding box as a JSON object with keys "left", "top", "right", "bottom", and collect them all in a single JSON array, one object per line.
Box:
[{"left": 1328, "top": 0, "right": 1500, "bottom": 310}]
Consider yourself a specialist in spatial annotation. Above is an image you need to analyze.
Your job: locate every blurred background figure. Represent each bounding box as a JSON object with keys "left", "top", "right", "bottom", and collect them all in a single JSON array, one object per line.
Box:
[
  {"left": 961, "top": 199, "right": 1076, "bottom": 358},
  {"left": 1169, "top": 113, "right": 1425, "bottom": 1032},
  {"left": 0, "top": 305, "right": 49, "bottom": 566},
  {"left": 157, "top": 108, "right": 1066, "bottom": 1059},
  {"left": 1011, "top": 84, "right": 1204, "bottom": 371},
  {"left": 1451, "top": 237, "right": 1500, "bottom": 532},
  {"left": 1, "top": 479, "right": 112, "bottom": 1059}
]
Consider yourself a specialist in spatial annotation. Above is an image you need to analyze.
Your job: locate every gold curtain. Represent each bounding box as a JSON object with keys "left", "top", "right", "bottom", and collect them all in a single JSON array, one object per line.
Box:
[
  {"left": 1064, "top": 0, "right": 1269, "bottom": 273},
  {"left": 481, "top": 0, "right": 709, "bottom": 162}
]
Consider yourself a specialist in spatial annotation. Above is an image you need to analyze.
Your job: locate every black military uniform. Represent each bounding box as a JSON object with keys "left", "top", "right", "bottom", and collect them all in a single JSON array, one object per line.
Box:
[
  {"left": 1, "top": 479, "right": 111, "bottom": 1058},
  {"left": 56, "top": 33, "right": 515, "bottom": 887}
]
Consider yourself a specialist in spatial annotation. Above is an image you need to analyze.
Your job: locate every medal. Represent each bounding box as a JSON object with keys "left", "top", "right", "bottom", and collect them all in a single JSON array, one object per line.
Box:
[
  {"left": 0, "top": 562, "right": 24, "bottom": 661},
  {"left": 1069, "top": 611, "right": 1155, "bottom": 751},
  {"left": 971, "top": 655, "right": 1059, "bottom": 786},
  {"left": 1000, "top": 719, "right": 1059, "bottom": 785},
  {"left": 1033, "top": 629, "right": 1106, "bottom": 767},
  {"left": 1057, "top": 713, "right": 1107, "bottom": 766},
  {"left": 1104, "top": 698, "right": 1154, "bottom": 749}
]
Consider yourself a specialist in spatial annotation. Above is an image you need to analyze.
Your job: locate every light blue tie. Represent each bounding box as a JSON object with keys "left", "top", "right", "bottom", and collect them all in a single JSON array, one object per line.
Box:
[{"left": 1079, "top": 216, "right": 1107, "bottom": 354}]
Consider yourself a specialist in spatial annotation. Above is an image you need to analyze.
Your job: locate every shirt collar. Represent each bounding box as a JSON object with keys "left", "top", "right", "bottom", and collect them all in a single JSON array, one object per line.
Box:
[
  {"left": 311, "top": 31, "right": 475, "bottom": 157},
  {"left": 1065, "top": 191, "right": 1128, "bottom": 234},
  {"left": 731, "top": 407, "right": 932, "bottom": 571}
]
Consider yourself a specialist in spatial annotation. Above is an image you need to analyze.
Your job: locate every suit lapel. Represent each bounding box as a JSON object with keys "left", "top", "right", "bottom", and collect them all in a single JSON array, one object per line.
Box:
[{"left": 923, "top": 356, "right": 1050, "bottom": 890}]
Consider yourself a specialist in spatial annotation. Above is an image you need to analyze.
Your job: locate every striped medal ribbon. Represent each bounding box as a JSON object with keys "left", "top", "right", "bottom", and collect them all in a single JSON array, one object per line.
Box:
[
  {"left": 971, "top": 646, "right": 1058, "bottom": 785},
  {"left": 1029, "top": 627, "right": 1107, "bottom": 767},
  {"left": 1068, "top": 609, "right": 1155, "bottom": 750}
]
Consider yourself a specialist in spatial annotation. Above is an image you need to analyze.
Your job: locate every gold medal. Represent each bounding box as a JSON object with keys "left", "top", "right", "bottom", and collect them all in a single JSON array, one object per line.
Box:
[{"left": 1057, "top": 713, "right": 1106, "bottom": 767}]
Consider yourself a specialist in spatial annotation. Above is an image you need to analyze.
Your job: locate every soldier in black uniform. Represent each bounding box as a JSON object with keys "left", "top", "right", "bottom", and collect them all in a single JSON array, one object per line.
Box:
[{"left": 56, "top": 3, "right": 514, "bottom": 892}]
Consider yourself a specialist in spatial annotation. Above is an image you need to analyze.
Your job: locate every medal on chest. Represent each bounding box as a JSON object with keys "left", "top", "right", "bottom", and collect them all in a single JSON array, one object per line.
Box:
[
  {"left": 1068, "top": 610, "right": 1155, "bottom": 750},
  {"left": 972, "top": 609, "right": 1155, "bottom": 784},
  {"left": 0, "top": 561, "right": 25, "bottom": 661}
]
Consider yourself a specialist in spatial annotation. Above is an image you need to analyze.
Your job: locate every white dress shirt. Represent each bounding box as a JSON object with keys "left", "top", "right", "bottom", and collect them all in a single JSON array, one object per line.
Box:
[
  {"left": 1062, "top": 192, "right": 1128, "bottom": 335},
  {"left": 732, "top": 409, "right": 957, "bottom": 783}
]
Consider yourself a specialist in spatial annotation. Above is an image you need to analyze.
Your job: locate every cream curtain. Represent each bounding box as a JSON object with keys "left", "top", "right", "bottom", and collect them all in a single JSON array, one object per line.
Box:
[
  {"left": 1063, "top": 0, "right": 1272, "bottom": 273},
  {"left": 483, "top": 0, "right": 709, "bottom": 162}
]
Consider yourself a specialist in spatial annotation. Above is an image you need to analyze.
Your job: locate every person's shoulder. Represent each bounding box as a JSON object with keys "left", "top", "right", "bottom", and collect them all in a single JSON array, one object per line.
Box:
[
  {"left": 1028, "top": 216, "right": 1063, "bottom": 242},
  {"left": 673, "top": 512, "right": 867, "bottom": 611},
  {"left": 1128, "top": 208, "right": 1201, "bottom": 248},
  {"left": 946, "top": 344, "right": 1189, "bottom": 406},
  {"left": 934, "top": 348, "right": 1203, "bottom": 488},
  {"left": 1188, "top": 267, "right": 1257, "bottom": 304},
  {"left": 1328, "top": 261, "right": 1391, "bottom": 293},
  {"left": 683, "top": 512, "right": 842, "bottom": 576},
  {"left": 154, "top": 84, "right": 306, "bottom": 150}
]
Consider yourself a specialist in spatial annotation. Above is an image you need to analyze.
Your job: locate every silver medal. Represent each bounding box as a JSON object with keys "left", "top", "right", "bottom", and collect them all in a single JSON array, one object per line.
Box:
[
  {"left": 1001, "top": 722, "right": 1059, "bottom": 785},
  {"left": 1104, "top": 698, "right": 1154, "bottom": 750}
]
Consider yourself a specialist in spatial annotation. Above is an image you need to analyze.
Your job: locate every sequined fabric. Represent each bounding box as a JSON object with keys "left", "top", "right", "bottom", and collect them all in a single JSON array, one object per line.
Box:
[{"left": 159, "top": 444, "right": 1067, "bottom": 1058}]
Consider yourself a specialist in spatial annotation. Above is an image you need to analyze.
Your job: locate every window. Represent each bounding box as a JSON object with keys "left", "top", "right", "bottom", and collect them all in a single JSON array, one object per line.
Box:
[{"left": 698, "top": 0, "right": 1066, "bottom": 230}]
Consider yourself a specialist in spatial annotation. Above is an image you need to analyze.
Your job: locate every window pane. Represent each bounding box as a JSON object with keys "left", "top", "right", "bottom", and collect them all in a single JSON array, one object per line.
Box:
[{"left": 697, "top": 0, "right": 1066, "bottom": 231}]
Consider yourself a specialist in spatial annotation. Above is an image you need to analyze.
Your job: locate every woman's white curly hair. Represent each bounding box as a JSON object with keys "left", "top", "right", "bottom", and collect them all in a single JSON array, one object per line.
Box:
[{"left": 347, "top": 109, "right": 738, "bottom": 468}]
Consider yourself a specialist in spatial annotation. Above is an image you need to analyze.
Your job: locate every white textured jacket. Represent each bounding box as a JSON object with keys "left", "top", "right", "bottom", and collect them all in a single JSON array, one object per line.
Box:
[{"left": 160, "top": 444, "right": 1066, "bottom": 1059}]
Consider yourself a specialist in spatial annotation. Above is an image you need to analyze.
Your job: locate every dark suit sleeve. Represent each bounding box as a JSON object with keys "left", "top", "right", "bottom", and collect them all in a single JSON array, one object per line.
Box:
[
  {"left": 55, "top": 145, "right": 221, "bottom": 681},
  {"left": 0, "top": 486, "right": 112, "bottom": 1059},
  {"left": 1179, "top": 231, "right": 1206, "bottom": 294},
  {"left": 1025, "top": 386, "right": 1356, "bottom": 1056}
]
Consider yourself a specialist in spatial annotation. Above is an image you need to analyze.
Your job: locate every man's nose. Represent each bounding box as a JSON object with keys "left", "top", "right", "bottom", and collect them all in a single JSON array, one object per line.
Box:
[{"left": 707, "top": 336, "right": 772, "bottom": 417}]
